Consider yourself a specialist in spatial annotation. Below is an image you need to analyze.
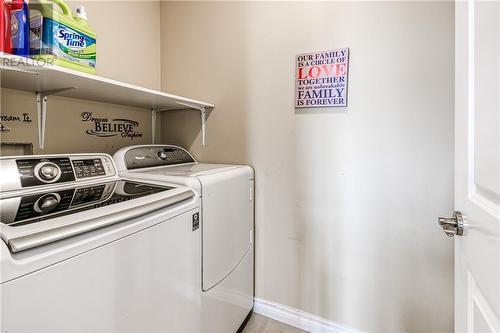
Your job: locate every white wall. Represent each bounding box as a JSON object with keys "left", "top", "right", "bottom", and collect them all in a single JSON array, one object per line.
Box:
[{"left": 160, "top": 2, "right": 455, "bottom": 332}]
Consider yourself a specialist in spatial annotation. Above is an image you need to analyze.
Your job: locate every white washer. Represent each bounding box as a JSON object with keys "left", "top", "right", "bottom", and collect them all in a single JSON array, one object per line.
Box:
[
  {"left": 0, "top": 153, "right": 202, "bottom": 332},
  {"left": 113, "top": 145, "right": 254, "bottom": 333}
]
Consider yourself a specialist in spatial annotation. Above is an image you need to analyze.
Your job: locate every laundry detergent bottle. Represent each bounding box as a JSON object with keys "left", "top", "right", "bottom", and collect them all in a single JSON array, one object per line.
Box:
[
  {"left": 29, "top": 0, "right": 96, "bottom": 73},
  {"left": 1, "top": 0, "right": 13, "bottom": 53},
  {"left": 10, "top": 0, "right": 30, "bottom": 56}
]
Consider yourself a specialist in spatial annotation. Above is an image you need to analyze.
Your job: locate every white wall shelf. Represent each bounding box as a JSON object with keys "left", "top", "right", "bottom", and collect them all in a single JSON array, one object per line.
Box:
[{"left": 0, "top": 53, "right": 214, "bottom": 148}]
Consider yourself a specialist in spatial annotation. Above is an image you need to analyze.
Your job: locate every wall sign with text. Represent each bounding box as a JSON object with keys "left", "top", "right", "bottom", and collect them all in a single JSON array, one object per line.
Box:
[
  {"left": 295, "top": 48, "right": 349, "bottom": 108},
  {"left": 81, "top": 112, "right": 143, "bottom": 140},
  {"left": 0, "top": 113, "right": 33, "bottom": 133}
]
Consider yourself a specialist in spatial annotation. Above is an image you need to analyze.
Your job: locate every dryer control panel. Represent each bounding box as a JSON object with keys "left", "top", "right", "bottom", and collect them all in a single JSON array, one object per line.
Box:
[
  {"left": 117, "top": 145, "right": 196, "bottom": 171},
  {"left": 0, "top": 154, "right": 116, "bottom": 193}
]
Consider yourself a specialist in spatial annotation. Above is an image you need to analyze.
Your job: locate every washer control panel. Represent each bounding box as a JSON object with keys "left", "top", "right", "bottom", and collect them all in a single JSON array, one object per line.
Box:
[
  {"left": 72, "top": 158, "right": 106, "bottom": 179},
  {"left": 17, "top": 158, "right": 75, "bottom": 187},
  {"left": 0, "top": 154, "right": 116, "bottom": 192}
]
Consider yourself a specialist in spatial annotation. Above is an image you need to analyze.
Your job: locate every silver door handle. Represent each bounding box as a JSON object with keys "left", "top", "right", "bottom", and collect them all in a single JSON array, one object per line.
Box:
[{"left": 438, "top": 211, "right": 464, "bottom": 237}]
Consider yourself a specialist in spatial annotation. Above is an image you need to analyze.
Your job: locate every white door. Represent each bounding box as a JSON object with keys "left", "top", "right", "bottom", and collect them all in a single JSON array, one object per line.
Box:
[{"left": 450, "top": 1, "right": 500, "bottom": 332}]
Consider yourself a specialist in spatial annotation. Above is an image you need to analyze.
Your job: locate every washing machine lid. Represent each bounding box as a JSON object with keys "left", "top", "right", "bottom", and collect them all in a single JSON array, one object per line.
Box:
[
  {"left": 0, "top": 179, "right": 194, "bottom": 253},
  {"left": 113, "top": 144, "right": 242, "bottom": 192},
  {"left": 126, "top": 163, "right": 239, "bottom": 177}
]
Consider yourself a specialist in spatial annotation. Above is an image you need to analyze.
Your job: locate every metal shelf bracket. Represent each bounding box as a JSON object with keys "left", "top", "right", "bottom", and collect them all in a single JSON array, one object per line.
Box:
[
  {"left": 151, "top": 109, "right": 158, "bottom": 143},
  {"left": 36, "top": 88, "right": 76, "bottom": 149},
  {"left": 152, "top": 103, "right": 211, "bottom": 146},
  {"left": 176, "top": 102, "right": 209, "bottom": 146}
]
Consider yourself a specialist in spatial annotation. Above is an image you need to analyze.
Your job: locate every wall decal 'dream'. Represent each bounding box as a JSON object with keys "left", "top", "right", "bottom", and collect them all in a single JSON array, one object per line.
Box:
[
  {"left": 0, "top": 113, "right": 33, "bottom": 133},
  {"left": 295, "top": 48, "right": 349, "bottom": 108}
]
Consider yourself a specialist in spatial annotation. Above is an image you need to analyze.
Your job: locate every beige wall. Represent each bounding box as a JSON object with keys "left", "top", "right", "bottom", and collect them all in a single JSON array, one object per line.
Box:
[
  {"left": 0, "top": 2, "right": 455, "bottom": 332},
  {"left": 0, "top": 1, "right": 160, "bottom": 155},
  {"left": 1, "top": 89, "right": 152, "bottom": 155},
  {"left": 79, "top": 0, "right": 161, "bottom": 90},
  {"left": 160, "top": 2, "right": 455, "bottom": 333}
]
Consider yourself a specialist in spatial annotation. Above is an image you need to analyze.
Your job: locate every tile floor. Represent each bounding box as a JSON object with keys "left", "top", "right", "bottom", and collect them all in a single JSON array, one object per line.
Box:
[{"left": 241, "top": 313, "right": 309, "bottom": 333}]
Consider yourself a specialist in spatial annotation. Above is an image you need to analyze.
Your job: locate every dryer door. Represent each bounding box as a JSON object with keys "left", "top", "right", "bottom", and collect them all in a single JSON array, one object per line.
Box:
[{"left": 199, "top": 167, "right": 253, "bottom": 291}]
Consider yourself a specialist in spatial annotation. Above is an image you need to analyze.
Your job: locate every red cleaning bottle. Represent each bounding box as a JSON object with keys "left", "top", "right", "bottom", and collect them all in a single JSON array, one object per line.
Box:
[{"left": 1, "top": 0, "right": 13, "bottom": 53}]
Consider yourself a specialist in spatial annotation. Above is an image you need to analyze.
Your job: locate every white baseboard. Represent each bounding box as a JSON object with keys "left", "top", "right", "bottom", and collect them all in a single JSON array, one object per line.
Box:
[{"left": 253, "top": 298, "right": 366, "bottom": 333}]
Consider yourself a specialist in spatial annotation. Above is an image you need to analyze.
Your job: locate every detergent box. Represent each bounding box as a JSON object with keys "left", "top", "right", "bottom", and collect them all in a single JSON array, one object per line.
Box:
[{"left": 29, "top": 0, "right": 96, "bottom": 73}]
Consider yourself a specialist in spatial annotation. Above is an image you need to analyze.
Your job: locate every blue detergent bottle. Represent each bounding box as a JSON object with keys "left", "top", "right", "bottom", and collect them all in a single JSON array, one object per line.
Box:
[{"left": 11, "top": 0, "right": 29, "bottom": 56}]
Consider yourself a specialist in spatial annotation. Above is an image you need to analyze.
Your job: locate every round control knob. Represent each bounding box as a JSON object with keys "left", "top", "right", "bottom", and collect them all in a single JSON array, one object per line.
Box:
[
  {"left": 158, "top": 151, "right": 167, "bottom": 160},
  {"left": 36, "top": 162, "right": 61, "bottom": 183},
  {"left": 34, "top": 193, "right": 61, "bottom": 214}
]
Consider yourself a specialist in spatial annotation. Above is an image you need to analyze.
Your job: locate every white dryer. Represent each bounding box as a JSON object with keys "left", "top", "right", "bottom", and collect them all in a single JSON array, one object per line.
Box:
[
  {"left": 113, "top": 145, "right": 254, "bottom": 333},
  {"left": 0, "top": 153, "right": 202, "bottom": 332}
]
